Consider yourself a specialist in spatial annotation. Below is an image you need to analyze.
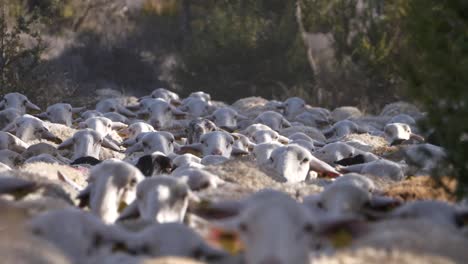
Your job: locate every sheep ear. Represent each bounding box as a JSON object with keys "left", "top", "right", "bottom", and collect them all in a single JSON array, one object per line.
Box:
[
  {"left": 171, "top": 105, "right": 187, "bottom": 116},
  {"left": 117, "top": 201, "right": 140, "bottom": 221},
  {"left": 3, "top": 122, "right": 16, "bottom": 133},
  {"left": 179, "top": 143, "right": 203, "bottom": 156},
  {"left": 236, "top": 114, "right": 249, "bottom": 120},
  {"left": 25, "top": 100, "right": 41, "bottom": 111},
  {"left": 58, "top": 137, "right": 74, "bottom": 149},
  {"left": 277, "top": 135, "right": 290, "bottom": 144},
  {"left": 282, "top": 118, "right": 291, "bottom": 128},
  {"left": 35, "top": 112, "right": 48, "bottom": 119},
  {"left": 126, "top": 104, "right": 140, "bottom": 111},
  {"left": 409, "top": 133, "right": 425, "bottom": 142},
  {"left": 455, "top": 209, "right": 468, "bottom": 226},
  {"left": 111, "top": 122, "right": 127, "bottom": 129},
  {"left": 170, "top": 98, "right": 181, "bottom": 106},
  {"left": 71, "top": 107, "right": 85, "bottom": 113},
  {"left": 231, "top": 147, "right": 249, "bottom": 156},
  {"left": 192, "top": 200, "right": 244, "bottom": 221},
  {"left": 77, "top": 185, "right": 91, "bottom": 208},
  {"left": 102, "top": 138, "right": 121, "bottom": 152},
  {"left": 0, "top": 98, "right": 5, "bottom": 109},
  {"left": 117, "top": 106, "right": 136, "bottom": 118},
  {"left": 57, "top": 171, "right": 82, "bottom": 191},
  {"left": 125, "top": 142, "right": 143, "bottom": 155},
  {"left": 309, "top": 156, "right": 341, "bottom": 178}
]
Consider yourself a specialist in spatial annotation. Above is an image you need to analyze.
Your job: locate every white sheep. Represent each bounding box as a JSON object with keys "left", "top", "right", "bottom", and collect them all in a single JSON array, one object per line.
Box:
[
  {"left": 58, "top": 129, "right": 121, "bottom": 160},
  {"left": 125, "top": 131, "right": 176, "bottom": 156},
  {"left": 383, "top": 122, "right": 424, "bottom": 145},
  {"left": 78, "top": 160, "right": 145, "bottom": 223},
  {"left": 118, "top": 176, "right": 193, "bottom": 223},
  {"left": 3, "top": 114, "right": 61, "bottom": 143},
  {"left": 0, "top": 108, "right": 21, "bottom": 130},
  {"left": 0, "top": 92, "right": 41, "bottom": 114},
  {"left": 205, "top": 107, "right": 247, "bottom": 130},
  {"left": 181, "top": 131, "right": 247, "bottom": 158},
  {"left": 0, "top": 131, "right": 29, "bottom": 153},
  {"left": 35, "top": 103, "right": 84, "bottom": 126},
  {"left": 253, "top": 111, "right": 291, "bottom": 131}
]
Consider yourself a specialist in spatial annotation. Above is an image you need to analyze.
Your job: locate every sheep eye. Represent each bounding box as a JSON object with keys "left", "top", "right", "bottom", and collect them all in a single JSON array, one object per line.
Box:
[
  {"left": 141, "top": 245, "right": 151, "bottom": 255},
  {"left": 23, "top": 100, "right": 27, "bottom": 105},
  {"left": 170, "top": 138, "right": 174, "bottom": 143},
  {"left": 47, "top": 112, "right": 50, "bottom": 116},
  {"left": 166, "top": 107, "right": 171, "bottom": 112},
  {"left": 303, "top": 223, "right": 314, "bottom": 233},
  {"left": 142, "top": 142, "right": 148, "bottom": 147},
  {"left": 239, "top": 222, "right": 248, "bottom": 233},
  {"left": 129, "top": 178, "right": 137, "bottom": 186},
  {"left": 200, "top": 140, "right": 205, "bottom": 144},
  {"left": 107, "top": 124, "right": 111, "bottom": 128},
  {"left": 269, "top": 157, "right": 274, "bottom": 163},
  {"left": 302, "top": 158, "right": 309, "bottom": 163}
]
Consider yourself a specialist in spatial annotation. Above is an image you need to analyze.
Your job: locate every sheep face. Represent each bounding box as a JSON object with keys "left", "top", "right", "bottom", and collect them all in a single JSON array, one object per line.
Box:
[
  {"left": 186, "top": 118, "right": 217, "bottom": 144},
  {"left": 5, "top": 115, "right": 61, "bottom": 143},
  {"left": 184, "top": 131, "right": 235, "bottom": 158},
  {"left": 96, "top": 99, "right": 136, "bottom": 117},
  {"left": 0, "top": 92, "right": 40, "bottom": 114},
  {"left": 179, "top": 97, "right": 212, "bottom": 117},
  {"left": 384, "top": 122, "right": 424, "bottom": 145},
  {"left": 268, "top": 145, "right": 312, "bottom": 183},
  {"left": 0, "top": 108, "right": 21, "bottom": 130},
  {"left": 254, "top": 111, "right": 291, "bottom": 131},
  {"left": 146, "top": 99, "right": 186, "bottom": 129},
  {"left": 80, "top": 116, "right": 126, "bottom": 138},
  {"left": 37, "top": 103, "right": 83, "bottom": 126},
  {"left": 253, "top": 142, "right": 281, "bottom": 165},
  {"left": 59, "top": 129, "right": 120, "bottom": 160},
  {"left": 0, "top": 131, "right": 29, "bottom": 153},
  {"left": 121, "top": 176, "right": 190, "bottom": 223},
  {"left": 87, "top": 160, "right": 144, "bottom": 223},
  {"left": 283, "top": 97, "right": 306, "bottom": 119},
  {"left": 150, "top": 88, "right": 180, "bottom": 103},
  {"left": 217, "top": 190, "right": 314, "bottom": 264},
  {"left": 28, "top": 209, "right": 129, "bottom": 261},
  {"left": 208, "top": 107, "right": 246, "bottom": 130},
  {"left": 313, "top": 142, "right": 356, "bottom": 165},
  {"left": 125, "top": 131, "right": 175, "bottom": 155},
  {"left": 119, "top": 122, "right": 154, "bottom": 140},
  {"left": 129, "top": 223, "right": 226, "bottom": 261}
]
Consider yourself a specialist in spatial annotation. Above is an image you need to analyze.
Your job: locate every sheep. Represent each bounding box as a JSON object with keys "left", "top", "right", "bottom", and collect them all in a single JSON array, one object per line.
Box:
[
  {"left": 96, "top": 98, "right": 136, "bottom": 117},
  {"left": 231, "top": 132, "right": 255, "bottom": 152},
  {"left": 339, "top": 159, "right": 407, "bottom": 181},
  {"left": 134, "top": 151, "right": 173, "bottom": 177},
  {"left": 323, "top": 119, "right": 368, "bottom": 139},
  {"left": 118, "top": 121, "right": 155, "bottom": 140},
  {"left": 126, "top": 223, "right": 227, "bottom": 261},
  {"left": 77, "top": 160, "right": 145, "bottom": 223},
  {"left": 125, "top": 131, "right": 176, "bottom": 156},
  {"left": 24, "top": 153, "right": 69, "bottom": 165},
  {"left": 103, "top": 112, "right": 129, "bottom": 124},
  {"left": 78, "top": 110, "right": 103, "bottom": 121},
  {"left": 58, "top": 129, "right": 121, "bottom": 160},
  {"left": 143, "top": 98, "right": 187, "bottom": 129},
  {"left": 0, "top": 162, "right": 12, "bottom": 172},
  {"left": 212, "top": 189, "right": 316, "bottom": 264},
  {"left": 387, "top": 200, "right": 468, "bottom": 229},
  {"left": 142, "top": 88, "right": 180, "bottom": 104},
  {"left": 388, "top": 113, "right": 417, "bottom": 127},
  {"left": 205, "top": 107, "right": 247, "bottom": 131},
  {"left": 0, "top": 149, "right": 23, "bottom": 167},
  {"left": 313, "top": 142, "right": 378, "bottom": 165},
  {"left": 252, "top": 142, "right": 282, "bottom": 166},
  {"left": 280, "top": 125, "right": 326, "bottom": 142},
  {"left": 21, "top": 142, "right": 69, "bottom": 162},
  {"left": 265, "top": 144, "right": 340, "bottom": 182},
  {"left": 172, "top": 153, "right": 202, "bottom": 169},
  {"left": 403, "top": 143, "right": 446, "bottom": 174},
  {"left": 79, "top": 116, "right": 127, "bottom": 139},
  {"left": 253, "top": 111, "right": 291, "bottom": 131},
  {"left": 184, "top": 91, "right": 211, "bottom": 102},
  {"left": 28, "top": 208, "right": 131, "bottom": 262},
  {"left": 35, "top": 103, "right": 84, "bottom": 126},
  {"left": 294, "top": 110, "right": 330, "bottom": 128},
  {"left": 3, "top": 114, "right": 62, "bottom": 143},
  {"left": 186, "top": 118, "right": 217, "bottom": 144},
  {"left": 380, "top": 101, "right": 423, "bottom": 119},
  {"left": 331, "top": 106, "right": 362, "bottom": 122},
  {"left": 279, "top": 97, "right": 307, "bottom": 119},
  {"left": 172, "top": 167, "right": 224, "bottom": 190},
  {"left": 0, "top": 92, "right": 41, "bottom": 114},
  {"left": 303, "top": 181, "right": 400, "bottom": 219},
  {"left": 118, "top": 176, "right": 193, "bottom": 223},
  {"left": 240, "top": 123, "right": 272, "bottom": 138},
  {"left": 178, "top": 97, "right": 213, "bottom": 117},
  {"left": 384, "top": 122, "right": 424, "bottom": 145},
  {"left": 251, "top": 129, "right": 290, "bottom": 144},
  {"left": 0, "top": 108, "right": 21, "bottom": 130},
  {"left": 181, "top": 131, "right": 247, "bottom": 158}
]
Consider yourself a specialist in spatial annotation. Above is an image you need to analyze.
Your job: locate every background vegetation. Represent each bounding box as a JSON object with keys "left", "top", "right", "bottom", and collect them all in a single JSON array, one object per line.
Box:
[{"left": 0, "top": 0, "right": 466, "bottom": 196}]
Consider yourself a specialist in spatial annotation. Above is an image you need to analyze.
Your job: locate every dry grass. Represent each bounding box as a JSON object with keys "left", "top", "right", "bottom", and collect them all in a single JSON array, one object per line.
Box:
[{"left": 383, "top": 176, "right": 456, "bottom": 202}]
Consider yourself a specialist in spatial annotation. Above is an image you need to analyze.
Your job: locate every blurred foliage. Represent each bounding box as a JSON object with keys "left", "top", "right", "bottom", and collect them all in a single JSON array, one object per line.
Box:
[
  {"left": 399, "top": 0, "right": 468, "bottom": 197},
  {"left": 298, "top": 0, "right": 405, "bottom": 110},
  {"left": 0, "top": 2, "right": 45, "bottom": 93},
  {"left": 174, "top": 0, "right": 313, "bottom": 102}
]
